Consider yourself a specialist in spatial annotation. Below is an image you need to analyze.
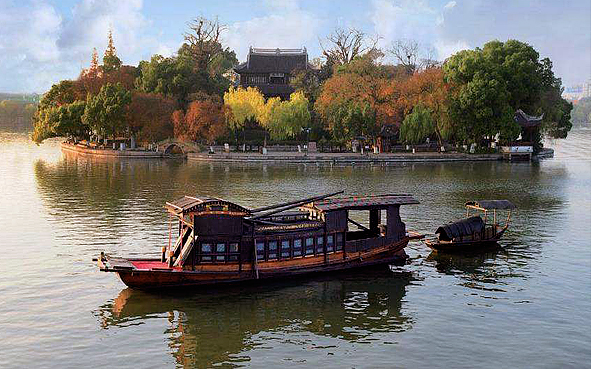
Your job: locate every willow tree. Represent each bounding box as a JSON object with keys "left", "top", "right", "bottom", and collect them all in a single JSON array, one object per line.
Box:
[
  {"left": 399, "top": 104, "right": 435, "bottom": 144},
  {"left": 261, "top": 92, "right": 311, "bottom": 140},
  {"left": 223, "top": 86, "right": 265, "bottom": 146}
]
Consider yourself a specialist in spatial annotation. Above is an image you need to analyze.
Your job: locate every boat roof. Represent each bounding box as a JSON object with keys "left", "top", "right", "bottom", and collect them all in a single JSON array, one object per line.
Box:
[
  {"left": 302, "top": 194, "right": 419, "bottom": 212},
  {"left": 436, "top": 216, "right": 485, "bottom": 241},
  {"left": 465, "top": 200, "right": 516, "bottom": 210},
  {"left": 165, "top": 196, "right": 252, "bottom": 215}
]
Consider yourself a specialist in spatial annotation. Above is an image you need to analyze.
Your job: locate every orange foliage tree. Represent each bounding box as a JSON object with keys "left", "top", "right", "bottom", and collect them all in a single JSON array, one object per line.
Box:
[
  {"left": 126, "top": 92, "right": 176, "bottom": 144},
  {"left": 315, "top": 53, "right": 396, "bottom": 143},
  {"left": 173, "top": 95, "right": 228, "bottom": 143},
  {"left": 395, "top": 67, "right": 452, "bottom": 145}
]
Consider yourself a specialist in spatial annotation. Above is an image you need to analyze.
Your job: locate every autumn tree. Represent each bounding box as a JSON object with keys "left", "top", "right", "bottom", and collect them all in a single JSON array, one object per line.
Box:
[
  {"left": 173, "top": 94, "right": 228, "bottom": 143},
  {"left": 126, "top": 92, "right": 176, "bottom": 143},
  {"left": 395, "top": 67, "right": 452, "bottom": 145},
  {"left": 223, "top": 86, "right": 265, "bottom": 131},
  {"left": 315, "top": 52, "right": 391, "bottom": 143},
  {"left": 260, "top": 91, "right": 311, "bottom": 140},
  {"left": 103, "top": 30, "right": 122, "bottom": 73},
  {"left": 82, "top": 82, "right": 131, "bottom": 139}
]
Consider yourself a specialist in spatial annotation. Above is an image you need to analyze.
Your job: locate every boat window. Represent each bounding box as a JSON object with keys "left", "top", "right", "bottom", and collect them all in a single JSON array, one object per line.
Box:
[
  {"left": 326, "top": 235, "right": 334, "bottom": 252},
  {"left": 216, "top": 243, "right": 226, "bottom": 253},
  {"left": 305, "top": 237, "right": 314, "bottom": 255},
  {"left": 336, "top": 233, "right": 343, "bottom": 251},
  {"left": 229, "top": 242, "right": 239, "bottom": 261},
  {"left": 281, "top": 240, "right": 290, "bottom": 258},
  {"left": 256, "top": 241, "right": 265, "bottom": 260},
  {"left": 293, "top": 238, "right": 302, "bottom": 257},
  {"left": 269, "top": 240, "right": 278, "bottom": 259},
  {"left": 317, "top": 236, "right": 324, "bottom": 253},
  {"left": 201, "top": 242, "right": 212, "bottom": 262}
]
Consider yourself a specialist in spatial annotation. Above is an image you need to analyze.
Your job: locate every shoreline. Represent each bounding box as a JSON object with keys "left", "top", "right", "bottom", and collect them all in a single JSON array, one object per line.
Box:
[
  {"left": 60, "top": 142, "right": 165, "bottom": 158},
  {"left": 187, "top": 151, "right": 504, "bottom": 164}
]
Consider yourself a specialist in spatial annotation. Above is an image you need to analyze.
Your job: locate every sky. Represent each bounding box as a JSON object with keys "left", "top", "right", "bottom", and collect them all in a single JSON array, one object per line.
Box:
[{"left": 0, "top": 0, "right": 589, "bottom": 93}]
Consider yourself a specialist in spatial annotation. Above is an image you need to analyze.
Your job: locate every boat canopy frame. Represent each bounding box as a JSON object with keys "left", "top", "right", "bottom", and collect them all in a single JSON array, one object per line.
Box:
[{"left": 464, "top": 199, "right": 516, "bottom": 229}]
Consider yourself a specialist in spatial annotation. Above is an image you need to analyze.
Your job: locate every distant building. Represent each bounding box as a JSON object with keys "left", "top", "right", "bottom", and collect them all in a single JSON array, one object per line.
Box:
[
  {"left": 562, "top": 79, "right": 591, "bottom": 101},
  {"left": 234, "top": 47, "right": 315, "bottom": 99}
]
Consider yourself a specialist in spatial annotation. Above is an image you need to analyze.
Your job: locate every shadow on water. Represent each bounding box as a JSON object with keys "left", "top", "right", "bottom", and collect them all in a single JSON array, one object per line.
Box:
[{"left": 95, "top": 267, "right": 413, "bottom": 368}]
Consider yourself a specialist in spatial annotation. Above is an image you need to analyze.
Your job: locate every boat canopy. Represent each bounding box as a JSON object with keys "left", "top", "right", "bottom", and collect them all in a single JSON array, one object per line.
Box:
[
  {"left": 436, "top": 216, "right": 485, "bottom": 241},
  {"left": 165, "top": 196, "right": 252, "bottom": 216},
  {"left": 465, "top": 200, "right": 516, "bottom": 210},
  {"left": 303, "top": 194, "right": 419, "bottom": 212}
]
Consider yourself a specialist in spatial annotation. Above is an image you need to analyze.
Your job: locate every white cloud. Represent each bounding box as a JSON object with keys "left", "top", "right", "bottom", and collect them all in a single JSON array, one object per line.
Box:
[
  {"left": 434, "top": 39, "right": 469, "bottom": 59},
  {"left": 371, "top": 0, "right": 470, "bottom": 62},
  {"left": 444, "top": 1, "right": 456, "bottom": 10},
  {"left": 225, "top": 6, "right": 321, "bottom": 61}
]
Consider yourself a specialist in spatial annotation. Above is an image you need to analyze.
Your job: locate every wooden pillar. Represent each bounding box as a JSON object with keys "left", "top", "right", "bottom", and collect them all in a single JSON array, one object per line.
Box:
[{"left": 369, "top": 209, "right": 381, "bottom": 233}]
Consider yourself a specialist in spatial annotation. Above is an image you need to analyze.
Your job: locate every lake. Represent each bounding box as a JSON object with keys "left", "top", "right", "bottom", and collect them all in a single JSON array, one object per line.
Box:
[{"left": 0, "top": 131, "right": 589, "bottom": 368}]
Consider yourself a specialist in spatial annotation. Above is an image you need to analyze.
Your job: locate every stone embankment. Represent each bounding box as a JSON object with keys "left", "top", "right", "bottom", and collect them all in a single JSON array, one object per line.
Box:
[
  {"left": 187, "top": 151, "right": 503, "bottom": 164},
  {"left": 60, "top": 142, "right": 164, "bottom": 158}
]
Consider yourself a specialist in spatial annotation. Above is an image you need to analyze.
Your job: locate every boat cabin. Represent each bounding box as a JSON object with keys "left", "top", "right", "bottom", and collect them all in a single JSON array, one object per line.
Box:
[
  {"left": 163, "top": 193, "right": 419, "bottom": 271},
  {"left": 434, "top": 200, "right": 515, "bottom": 244}
]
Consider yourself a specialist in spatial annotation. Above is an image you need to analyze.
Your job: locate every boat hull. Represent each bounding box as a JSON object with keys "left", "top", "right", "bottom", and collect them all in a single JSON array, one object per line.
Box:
[
  {"left": 104, "top": 239, "right": 410, "bottom": 290},
  {"left": 424, "top": 229, "right": 506, "bottom": 253}
]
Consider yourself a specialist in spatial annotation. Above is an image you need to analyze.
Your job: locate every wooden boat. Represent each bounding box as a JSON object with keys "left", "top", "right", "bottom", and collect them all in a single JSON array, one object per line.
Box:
[
  {"left": 424, "top": 200, "right": 516, "bottom": 253},
  {"left": 97, "top": 192, "right": 423, "bottom": 289}
]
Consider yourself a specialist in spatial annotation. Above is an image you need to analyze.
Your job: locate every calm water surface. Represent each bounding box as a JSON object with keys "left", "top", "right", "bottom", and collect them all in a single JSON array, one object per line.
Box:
[{"left": 0, "top": 131, "right": 590, "bottom": 368}]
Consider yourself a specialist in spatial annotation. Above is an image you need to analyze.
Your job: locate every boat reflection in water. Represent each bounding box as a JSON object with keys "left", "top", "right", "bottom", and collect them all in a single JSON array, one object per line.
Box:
[{"left": 97, "top": 268, "right": 412, "bottom": 367}]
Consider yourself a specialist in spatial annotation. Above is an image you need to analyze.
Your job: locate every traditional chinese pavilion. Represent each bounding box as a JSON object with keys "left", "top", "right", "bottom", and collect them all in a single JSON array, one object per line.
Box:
[{"left": 234, "top": 47, "right": 314, "bottom": 99}]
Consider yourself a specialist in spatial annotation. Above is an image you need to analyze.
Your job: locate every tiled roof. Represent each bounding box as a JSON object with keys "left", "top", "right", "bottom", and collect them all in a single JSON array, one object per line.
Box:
[{"left": 303, "top": 194, "right": 419, "bottom": 212}]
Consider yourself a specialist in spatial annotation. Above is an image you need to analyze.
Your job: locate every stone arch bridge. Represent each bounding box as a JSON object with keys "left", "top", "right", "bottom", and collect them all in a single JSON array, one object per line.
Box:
[{"left": 155, "top": 139, "right": 201, "bottom": 156}]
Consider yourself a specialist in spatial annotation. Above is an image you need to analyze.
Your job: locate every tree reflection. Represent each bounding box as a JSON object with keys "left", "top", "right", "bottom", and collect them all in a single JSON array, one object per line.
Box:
[{"left": 96, "top": 268, "right": 413, "bottom": 368}]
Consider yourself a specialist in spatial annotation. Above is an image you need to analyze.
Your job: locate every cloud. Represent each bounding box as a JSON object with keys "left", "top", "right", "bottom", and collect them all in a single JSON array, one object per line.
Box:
[
  {"left": 370, "top": 0, "right": 468, "bottom": 61},
  {"left": 224, "top": 4, "right": 321, "bottom": 61},
  {"left": 444, "top": 1, "right": 456, "bottom": 9},
  {"left": 0, "top": 1, "right": 63, "bottom": 91},
  {"left": 434, "top": 39, "right": 469, "bottom": 59}
]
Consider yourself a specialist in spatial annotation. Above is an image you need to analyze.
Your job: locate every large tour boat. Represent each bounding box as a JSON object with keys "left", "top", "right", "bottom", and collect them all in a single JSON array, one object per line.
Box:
[{"left": 97, "top": 191, "right": 422, "bottom": 289}]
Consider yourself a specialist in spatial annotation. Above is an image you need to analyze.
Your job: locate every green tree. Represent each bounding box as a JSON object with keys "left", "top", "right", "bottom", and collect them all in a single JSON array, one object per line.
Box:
[
  {"left": 399, "top": 104, "right": 435, "bottom": 144},
  {"left": 31, "top": 101, "right": 88, "bottom": 143},
  {"left": 82, "top": 83, "right": 131, "bottom": 139},
  {"left": 444, "top": 40, "right": 572, "bottom": 143},
  {"left": 262, "top": 91, "right": 311, "bottom": 140}
]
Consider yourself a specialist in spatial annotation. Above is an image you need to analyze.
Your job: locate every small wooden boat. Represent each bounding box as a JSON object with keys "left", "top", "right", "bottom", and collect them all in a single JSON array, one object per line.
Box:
[
  {"left": 424, "top": 200, "right": 515, "bottom": 253},
  {"left": 97, "top": 191, "right": 423, "bottom": 289}
]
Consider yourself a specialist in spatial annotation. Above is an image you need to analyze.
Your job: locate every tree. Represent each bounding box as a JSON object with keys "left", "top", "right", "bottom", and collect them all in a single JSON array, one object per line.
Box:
[
  {"left": 223, "top": 86, "right": 265, "bottom": 132},
  {"left": 32, "top": 101, "right": 88, "bottom": 143},
  {"left": 126, "top": 92, "right": 176, "bottom": 143},
  {"left": 315, "top": 52, "right": 391, "bottom": 143},
  {"left": 82, "top": 82, "right": 131, "bottom": 139},
  {"left": 395, "top": 67, "right": 452, "bottom": 145},
  {"left": 174, "top": 94, "right": 228, "bottom": 143},
  {"left": 320, "top": 27, "right": 378, "bottom": 66},
  {"left": 184, "top": 17, "right": 226, "bottom": 73},
  {"left": 388, "top": 39, "right": 439, "bottom": 75},
  {"left": 261, "top": 91, "right": 311, "bottom": 140},
  {"left": 444, "top": 40, "right": 572, "bottom": 143},
  {"left": 399, "top": 104, "right": 435, "bottom": 144},
  {"left": 103, "top": 30, "right": 122, "bottom": 73}
]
